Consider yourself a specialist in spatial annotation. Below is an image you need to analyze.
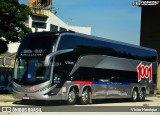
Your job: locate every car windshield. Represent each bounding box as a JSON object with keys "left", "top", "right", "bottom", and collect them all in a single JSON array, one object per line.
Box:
[{"left": 14, "top": 58, "right": 51, "bottom": 85}]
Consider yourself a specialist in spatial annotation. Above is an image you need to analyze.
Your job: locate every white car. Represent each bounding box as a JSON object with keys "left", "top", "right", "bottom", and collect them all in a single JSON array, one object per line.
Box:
[{"left": 0, "top": 83, "right": 12, "bottom": 94}]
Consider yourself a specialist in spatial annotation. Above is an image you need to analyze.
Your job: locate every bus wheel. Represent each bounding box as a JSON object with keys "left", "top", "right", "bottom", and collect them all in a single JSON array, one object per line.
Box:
[
  {"left": 138, "top": 89, "right": 146, "bottom": 102},
  {"left": 67, "top": 88, "right": 77, "bottom": 105},
  {"left": 79, "top": 88, "right": 90, "bottom": 105},
  {"left": 131, "top": 89, "right": 138, "bottom": 102}
]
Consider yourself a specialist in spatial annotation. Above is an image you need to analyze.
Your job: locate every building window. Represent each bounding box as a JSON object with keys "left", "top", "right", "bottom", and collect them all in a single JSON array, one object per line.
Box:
[
  {"left": 32, "top": 22, "right": 46, "bottom": 29},
  {"left": 50, "top": 24, "right": 58, "bottom": 32},
  {"left": 32, "top": 15, "right": 48, "bottom": 21}
]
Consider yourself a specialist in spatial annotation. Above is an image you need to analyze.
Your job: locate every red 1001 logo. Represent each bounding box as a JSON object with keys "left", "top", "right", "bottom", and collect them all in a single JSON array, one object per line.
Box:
[{"left": 137, "top": 62, "right": 152, "bottom": 83}]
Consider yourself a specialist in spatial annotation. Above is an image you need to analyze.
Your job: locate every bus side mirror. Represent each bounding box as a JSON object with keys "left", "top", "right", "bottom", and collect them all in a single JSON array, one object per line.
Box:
[
  {"left": 2, "top": 52, "right": 16, "bottom": 66},
  {"left": 44, "top": 53, "right": 55, "bottom": 66},
  {"left": 44, "top": 49, "right": 74, "bottom": 66}
]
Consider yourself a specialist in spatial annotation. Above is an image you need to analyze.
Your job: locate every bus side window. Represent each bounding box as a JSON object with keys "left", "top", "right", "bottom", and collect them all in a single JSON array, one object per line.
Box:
[{"left": 110, "top": 76, "right": 120, "bottom": 82}]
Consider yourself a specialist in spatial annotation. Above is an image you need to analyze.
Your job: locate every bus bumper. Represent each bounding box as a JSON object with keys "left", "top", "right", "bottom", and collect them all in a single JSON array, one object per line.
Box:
[{"left": 12, "top": 89, "right": 66, "bottom": 101}]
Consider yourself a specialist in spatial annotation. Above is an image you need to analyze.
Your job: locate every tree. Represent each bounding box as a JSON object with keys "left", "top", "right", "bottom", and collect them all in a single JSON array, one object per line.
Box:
[{"left": 0, "top": 0, "right": 32, "bottom": 54}]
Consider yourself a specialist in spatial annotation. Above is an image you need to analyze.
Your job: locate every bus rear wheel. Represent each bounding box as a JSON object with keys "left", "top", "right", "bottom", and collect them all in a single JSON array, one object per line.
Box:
[
  {"left": 79, "top": 88, "right": 90, "bottom": 105},
  {"left": 67, "top": 88, "right": 77, "bottom": 105},
  {"left": 138, "top": 89, "right": 146, "bottom": 102},
  {"left": 131, "top": 89, "right": 138, "bottom": 102}
]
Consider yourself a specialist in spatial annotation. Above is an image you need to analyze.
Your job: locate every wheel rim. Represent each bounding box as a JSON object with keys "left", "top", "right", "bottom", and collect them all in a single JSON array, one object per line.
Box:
[
  {"left": 82, "top": 91, "right": 88, "bottom": 102},
  {"left": 139, "top": 91, "right": 143, "bottom": 100},
  {"left": 68, "top": 91, "right": 76, "bottom": 103},
  {"left": 133, "top": 91, "right": 137, "bottom": 100}
]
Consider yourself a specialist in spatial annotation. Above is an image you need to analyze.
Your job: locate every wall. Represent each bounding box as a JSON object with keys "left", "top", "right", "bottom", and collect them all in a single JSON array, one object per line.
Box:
[{"left": 140, "top": 5, "right": 160, "bottom": 93}]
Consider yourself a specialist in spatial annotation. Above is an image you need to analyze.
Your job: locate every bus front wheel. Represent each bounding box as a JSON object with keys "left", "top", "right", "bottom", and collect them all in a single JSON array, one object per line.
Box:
[
  {"left": 67, "top": 88, "right": 77, "bottom": 105},
  {"left": 79, "top": 88, "right": 90, "bottom": 105}
]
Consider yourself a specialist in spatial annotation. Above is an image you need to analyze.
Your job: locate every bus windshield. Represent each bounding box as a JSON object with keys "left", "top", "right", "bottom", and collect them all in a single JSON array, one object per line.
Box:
[
  {"left": 14, "top": 58, "right": 51, "bottom": 85},
  {"left": 17, "top": 33, "right": 58, "bottom": 57}
]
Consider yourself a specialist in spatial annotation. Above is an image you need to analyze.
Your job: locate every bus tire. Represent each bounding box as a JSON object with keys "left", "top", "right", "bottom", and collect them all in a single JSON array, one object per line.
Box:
[
  {"left": 138, "top": 89, "right": 146, "bottom": 102},
  {"left": 79, "top": 88, "right": 90, "bottom": 105},
  {"left": 131, "top": 89, "right": 138, "bottom": 102},
  {"left": 67, "top": 88, "right": 77, "bottom": 105}
]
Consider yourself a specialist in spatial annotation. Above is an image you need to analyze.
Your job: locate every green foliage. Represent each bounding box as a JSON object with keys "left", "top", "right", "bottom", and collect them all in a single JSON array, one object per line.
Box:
[{"left": 0, "top": 0, "right": 32, "bottom": 54}]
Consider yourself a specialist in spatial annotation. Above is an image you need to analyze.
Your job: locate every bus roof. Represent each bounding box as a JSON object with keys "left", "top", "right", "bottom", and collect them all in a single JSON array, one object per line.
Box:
[
  {"left": 61, "top": 32, "right": 157, "bottom": 53},
  {"left": 26, "top": 31, "right": 157, "bottom": 53}
]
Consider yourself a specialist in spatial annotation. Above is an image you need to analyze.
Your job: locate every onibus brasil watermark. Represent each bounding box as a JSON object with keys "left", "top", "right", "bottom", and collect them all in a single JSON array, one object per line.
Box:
[{"left": 1, "top": 107, "right": 42, "bottom": 112}]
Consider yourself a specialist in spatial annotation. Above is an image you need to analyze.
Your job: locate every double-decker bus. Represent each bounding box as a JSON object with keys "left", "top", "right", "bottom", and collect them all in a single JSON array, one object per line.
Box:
[{"left": 12, "top": 32, "right": 157, "bottom": 105}]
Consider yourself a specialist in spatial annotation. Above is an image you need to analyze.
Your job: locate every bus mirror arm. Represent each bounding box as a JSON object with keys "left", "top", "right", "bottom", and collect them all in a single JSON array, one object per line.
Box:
[
  {"left": 2, "top": 52, "right": 16, "bottom": 66},
  {"left": 44, "top": 49, "right": 74, "bottom": 66}
]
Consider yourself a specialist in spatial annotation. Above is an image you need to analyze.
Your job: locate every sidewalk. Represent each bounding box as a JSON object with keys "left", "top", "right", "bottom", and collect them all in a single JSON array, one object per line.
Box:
[{"left": 0, "top": 94, "right": 20, "bottom": 102}]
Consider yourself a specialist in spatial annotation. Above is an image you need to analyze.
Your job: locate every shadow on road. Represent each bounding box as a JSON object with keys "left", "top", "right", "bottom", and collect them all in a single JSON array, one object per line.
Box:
[
  {"left": 13, "top": 100, "right": 68, "bottom": 106},
  {"left": 93, "top": 98, "right": 152, "bottom": 104},
  {"left": 12, "top": 98, "right": 153, "bottom": 106}
]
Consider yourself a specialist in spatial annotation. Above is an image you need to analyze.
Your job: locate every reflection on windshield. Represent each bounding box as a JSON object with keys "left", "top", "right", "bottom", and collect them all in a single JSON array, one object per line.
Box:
[{"left": 14, "top": 58, "right": 51, "bottom": 85}]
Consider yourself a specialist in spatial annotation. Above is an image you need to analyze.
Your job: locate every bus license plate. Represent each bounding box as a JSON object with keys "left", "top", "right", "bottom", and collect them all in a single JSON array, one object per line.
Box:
[{"left": 22, "top": 96, "right": 30, "bottom": 100}]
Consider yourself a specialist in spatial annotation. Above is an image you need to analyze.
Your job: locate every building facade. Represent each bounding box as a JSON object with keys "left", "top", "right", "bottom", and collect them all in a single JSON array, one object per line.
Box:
[
  {"left": 8, "top": 9, "right": 91, "bottom": 53},
  {"left": 140, "top": 2, "right": 160, "bottom": 93}
]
